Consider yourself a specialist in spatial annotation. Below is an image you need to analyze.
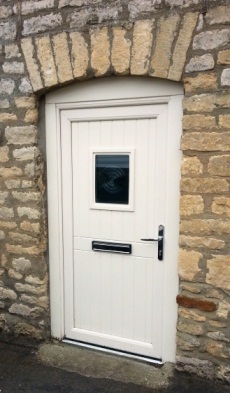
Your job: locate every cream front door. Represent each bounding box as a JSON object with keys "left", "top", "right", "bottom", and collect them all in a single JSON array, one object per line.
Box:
[{"left": 46, "top": 77, "right": 183, "bottom": 362}]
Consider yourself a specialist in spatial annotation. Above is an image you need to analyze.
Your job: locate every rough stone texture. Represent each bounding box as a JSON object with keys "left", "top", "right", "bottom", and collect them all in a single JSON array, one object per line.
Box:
[
  {"left": 183, "top": 114, "right": 216, "bottom": 130},
  {"left": 19, "top": 0, "right": 55, "bottom": 15},
  {"left": 53, "top": 32, "right": 73, "bottom": 83},
  {"left": 178, "top": 249, "right": 202, "bottom": 281},
  {"left": 184, "top": 73, "right": 217, "bottom": 93},
  {"left": 176, "top": 356, "right": 215, "bottom": 379},
  {"left": 5, "top": 126, "right": 37, "bottom": 145},
  {"left": 70, "top": 32, "right": 89, "bottom": 79},
  {"left": 2, "top": 62, "right": 24, "bottom": 74},
  {"left": 0, "top": 79, "right": 15, "bottom": 95},
  {"left": 0, "top": 21, "right": 16, "bottom": 40},
  {"left": 168, "top": 12, "right": 198, "bottom": 81},
  {"left": 208, "top": 155, "right": 230, "bottom": 176},
  {"left": 206, "top": 256, "right": 230, "bottom": 291},
  {"left": 179, "top": 235, "right": 225, "bottom": 250},
  {"left": 185, "top": 54, "right": 215, "bottom": 73},
  {"left": 221, "top": 69, "right": 230, "bottom": 86},
  {"left": 212, "top": 197, "right": 230, "bottom": 217},
  {"left": 181, "top": 219, "right": 230, "bottom": 236},
  {"left": 180, "top": 195, "right": 204, "bottom": 216},
  {"left": 181, "top": 178, "right": 229, "bottom": 194},
  {"left": 193, "top": 30, "right": 230, "bottom": 51},
  {"left": 91, "top": 27, "right": 110, "bottom": 77},
  {"left": 206, "top": 5, "right": 230, "bottom": 25},
  {"left": 131, "top": 20, "right": 153, "bottom": 75},
  {"left": 181, "top": 157, "right": 203, "bottom": 176},
  {"left": 182, "top": 133, "right": 230, "bottom": 152},
  {"left": 219, "top": 115, "right": 230, "bottom": 129},
  {"left": 21, "top": 39, "right": 43, "bottom": 91},
  {"left": 112, "top": 27, "right": 131, "bottom": 75},
  {"left": 36, "top": 36, "right": 58, "bottom": 87},
  {"left": 218, "top": 50, "right": 230, "bottom": 65},
  {"left": 151, "top": 13, "right": 180, "bottom": 79},
  {"left": 23, "top": 13, "right": 62, "bottom": 36}
]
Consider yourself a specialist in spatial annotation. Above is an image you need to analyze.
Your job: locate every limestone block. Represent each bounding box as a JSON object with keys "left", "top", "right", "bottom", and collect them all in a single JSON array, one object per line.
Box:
[
  {"left": 20, "top": 221, "right": 40, "bottom": 234},
  {"left": 68, "top": 9, "right": 91, "bottom": 29},
  {"left": 207, "top": 332, "right": 230, "bottom": 343},
  {"left": 180, "top": 195, "right": 204, "bottom": 216},
  {"left": 12, "top": 257, "right": 32, "bottom": 274},
  {"left": 5, "top": 43, "right": 21, "bottom": 59},
  {"left": 24, "top": 109, "right": 38, "bottom": 124},
  {"left": 21, "top": 38, "right": 43, "bottom": 91},
  {"left": 15, "top": 96, "right": 36, "bottom": 109},
  {"left": 15, "top": 323, "right": 43, "bottom": 340},
  {"left": 20, "top": 295, "right": 49, "bottom": 310},
  {"left": 112, "top": 27, "right": 131, "bottom": 75},
  {"left": 0, "top": 207, "right": 14, "bottom": 220},
  {"left": 212, "top": 197, "right": 230, "bottom": 217},
  {"left": 9, "top": 303, "right": 32, "bottom": 317},
  {"left": 0, "top": 287, "right": 17, "bottom": 300},
  {"left": 207, "top": 255, "right": 230, "bottom": 291},
  {"left": 0, "top": 20, "right": 16, "bottom": 40},
  {"left": 193, "top": 30, "right": 230, "bottom": 51},
  {"left": 6, "top": 244, "right": 41, "bottom": 256},
  {"left": 176, "top": 356, "right": 215, "bottom": 379},
  {"left": 17, "top": 207, "right": 41, "bottom": 220},
  {"left": 15, "top": 283, "right": 46, "bottom": 295},
  {"left": 9, "top": 231, "right": 38, "bottom": 244},
  {"left": 21, "top": 181, "right": 33, "bottom": 189},
  {"left": 0, "top": 221, "right": 17, "bottom": 229},
  {"left": 179, "top": 235, "right": 225, "bottom": 250},
  {"left": 168, "top": 12, "right": 198, "bottom": 81},
  {"left": 180, "top": 219, "right": 230, "bottom": 235},
  {"left": 178, "top": 321, "right": 204, "bottom": 336},
  {"left": 181, "top": 157, "right": 203, "bottom": 176},
  {"left": 183, "top": 114, "right": 216, "bottom": 130},
  {"left": 218, "top": 50, "right": 230, "bottom": 65},
  {"left": 221, "top": 69, "right": 230, "bottom": 86},
  {"left": 217, "top": 300, "right": 230, "bottom": 319},
  {"left": 25, "top": 162, "right": 35, "bottom": 177},
  {"left": 19, "top": 77, "right": 33, "bottom": 94},
  {"left": 178, "top": 249, "right": 202, "bottom": 281},
  {"left": 0, "top": 230, "right": 5, "bottom": 240},
  {"left": 91, "top": 27, "right": 110, "bottom": 77},
  {"left": 177, "top": 333, "right": 200, "bottom": 351},
  {"left": 5, "top": 180, "right": 21, "bottom": 189},
  {"left": 128, "top": 0, "right": 160, "bottom": 19},
  {"left": 2, "top": 62, "right": 24, "bottom": 74},
  {"left": 208, "top": 155, "right": 230, "bottom": 176},
  {"left": 131, "top": 20, "right": 153, "bottom": 75},
  {"left": 184, "top": 73, "right": 217, "bottom": 93},
  {"left": 151, "top": 13, "right": 180, "bottom": 79},
  {"left": 0, "top": 113, "right": 17, "bottom": 122},
  {"left": 53, "top": 32, "right": 73, "bottom": 83},
  {"left": 36, "top": 36, "right": 58, "bottom": 88},
  {"left": 0, "top": 147, "right": 9, "bottom": 163},
  {"left": 183, "top": 94, "right": 216, "bottom": 112},
  {"left": 70, "top": 32, "right": 89, "bottom": 79},
  {"left": 178, "top": 308, "right": 206, "bottom": 322},
  {"left": 0, "top": 99, "right": 9, "bottom": 109},
  {"left": 0, "top": 78, "right": 15, "bottom": 94},
  {"left": 19, "top": 0, "right": 54, "bottom": 15},
  {"left": 185, "top": 54, "right": 214, "bottom": 73},
  {"left": 181, "top": 178, "right": 229, "bottom": 193},
  {"left": 5, "top": 125, "right": 37, "bottom": 145},
  {"left": 206, "top": 5, "right": 230, "bottom": 25},
  {"left": 13, "top": 147, "right": 39, "bottom": 161},
  {"left": 0, "top": 6, "right": 12, "bottom": 18},
  {"left": 8, "top": 269, "right": 23, "bottom": 280},
  {"left": 0, "top": 166, "right": 23, "bottom": 179},
  {"left": 219, "top": 114, "right": 230, "bottom": 129},
  {"left": 0, "top": 192, "right": 8, "bottom": 204},
  {"left": 12, "top": 191, "right": 40, "bottom": 202},
  {"left": 218, "top": 365, "right": 230, "bottom": 384},
  {"left": 182, "top": 132, "right": 230, "bottom": 152},
  {"left": 25, "top": 275, "right": 46, "bottom": 285},
  {"left": 205, "top": 340, "right": 228, "bottom": 359},
  {"left": 23, "top": 13, "right": 62, "bottom": 35}
]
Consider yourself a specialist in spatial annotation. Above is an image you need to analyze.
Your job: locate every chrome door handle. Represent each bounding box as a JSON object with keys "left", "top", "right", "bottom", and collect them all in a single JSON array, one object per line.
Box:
[{"left": 141, "top": 225, "right": 164, "bottom": 261}]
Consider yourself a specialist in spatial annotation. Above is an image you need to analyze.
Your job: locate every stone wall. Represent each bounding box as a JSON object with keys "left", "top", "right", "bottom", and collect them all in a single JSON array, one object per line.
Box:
[{"left": 0, "top": 0, "right": 230, "bottom": 381}]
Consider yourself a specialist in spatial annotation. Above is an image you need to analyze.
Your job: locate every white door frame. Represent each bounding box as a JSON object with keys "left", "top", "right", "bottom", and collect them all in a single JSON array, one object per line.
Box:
[{"left": 45, "top": 77, "right": 183, "bottom": 363}]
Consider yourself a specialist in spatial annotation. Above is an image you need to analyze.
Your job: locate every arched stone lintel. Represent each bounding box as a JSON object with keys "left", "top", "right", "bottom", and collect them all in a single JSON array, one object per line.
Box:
[{"left": 20, "top": 13, "right": 198, "bottom": 94}]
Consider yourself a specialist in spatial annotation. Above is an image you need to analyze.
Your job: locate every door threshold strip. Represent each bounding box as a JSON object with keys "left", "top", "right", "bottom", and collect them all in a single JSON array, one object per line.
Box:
[{"left": 62, "top": 339, "right": 163, "bottom": 365}]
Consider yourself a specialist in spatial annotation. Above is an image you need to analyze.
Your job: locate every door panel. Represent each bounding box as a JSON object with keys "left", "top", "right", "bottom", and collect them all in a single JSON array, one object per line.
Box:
[{"left": 61, "top": 103, "right": 168, "bottom": 359}]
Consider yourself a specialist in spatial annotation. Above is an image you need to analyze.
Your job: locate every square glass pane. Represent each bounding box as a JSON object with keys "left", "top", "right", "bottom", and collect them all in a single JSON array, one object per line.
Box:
[{"left": 95, "top": 155, "right": 129, "bottom": 204}]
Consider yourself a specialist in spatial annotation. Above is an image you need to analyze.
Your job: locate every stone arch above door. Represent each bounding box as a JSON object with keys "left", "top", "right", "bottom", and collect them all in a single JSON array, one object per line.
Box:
[{"left": 21, "top": 13, "right": 198, "bottom": 94}]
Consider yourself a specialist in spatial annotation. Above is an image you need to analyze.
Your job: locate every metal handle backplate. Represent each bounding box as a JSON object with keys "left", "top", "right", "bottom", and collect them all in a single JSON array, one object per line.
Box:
[{"left": 141, "top": 225, "right": 164, "bottom": 261}]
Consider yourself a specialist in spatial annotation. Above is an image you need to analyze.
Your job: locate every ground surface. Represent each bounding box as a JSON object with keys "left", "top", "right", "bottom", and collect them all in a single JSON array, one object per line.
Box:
[{"left": 0, "top": 342, "right": 230, "bottom": 392}]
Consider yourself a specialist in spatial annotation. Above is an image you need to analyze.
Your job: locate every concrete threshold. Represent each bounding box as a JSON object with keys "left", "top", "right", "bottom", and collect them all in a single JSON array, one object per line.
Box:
[{"left": 38, "top": 341, "right": 174, "bottom": 389}]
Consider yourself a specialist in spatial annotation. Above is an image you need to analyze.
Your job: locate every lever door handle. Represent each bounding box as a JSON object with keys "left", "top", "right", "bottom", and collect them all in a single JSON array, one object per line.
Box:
[{"left": 140, "top": 225, "right": 164, "bottom": 261}]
